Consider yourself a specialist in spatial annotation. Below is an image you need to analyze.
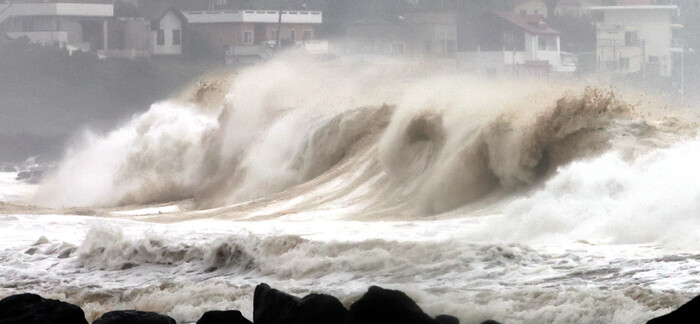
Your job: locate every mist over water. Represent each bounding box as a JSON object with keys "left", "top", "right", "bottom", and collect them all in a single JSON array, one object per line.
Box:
[{"left": 3, "top": 54, "right": 700, "bottom": 323}]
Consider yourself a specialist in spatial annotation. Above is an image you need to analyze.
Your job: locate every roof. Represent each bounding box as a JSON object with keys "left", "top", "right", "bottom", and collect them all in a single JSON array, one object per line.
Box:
[
  {"left": 140, "top": 2, "right": 186, "bottom": 22},
  {"left": 589, "top": 5, "right": 679, "bottom": 10},
  {"left": 491, "top": 11, "right": 559, "bottom": 36}
]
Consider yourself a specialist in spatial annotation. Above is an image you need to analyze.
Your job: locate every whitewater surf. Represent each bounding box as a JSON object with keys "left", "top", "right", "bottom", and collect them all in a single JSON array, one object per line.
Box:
[{"left": 2, "top": 54, "right": 699, "bottom": 323}]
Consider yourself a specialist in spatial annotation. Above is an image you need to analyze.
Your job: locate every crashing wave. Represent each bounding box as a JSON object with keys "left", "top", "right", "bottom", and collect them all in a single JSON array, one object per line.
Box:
[{"left": 33, "top": 57, "right": 694, "bottom": 217}]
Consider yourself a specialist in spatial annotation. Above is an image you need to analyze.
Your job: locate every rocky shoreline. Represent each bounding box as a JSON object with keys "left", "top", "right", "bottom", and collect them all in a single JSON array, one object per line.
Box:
[{"left": 0, "top": 284, "right": 695, "bottom": 324}]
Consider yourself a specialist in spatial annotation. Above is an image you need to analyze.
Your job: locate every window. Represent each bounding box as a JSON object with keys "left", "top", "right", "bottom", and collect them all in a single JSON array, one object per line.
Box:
[
  {"left": 157, "top": 29, "right": 165, "bottom": 45},
  {"left": 648, "top": 56, "right": 659, "bottom": 63},
  {"left": 538, "top": 37, "right": 546, "bottom": 51},
  {"left": 619, "top": 57, "right": 630, "bottom": 70},
  {"left": 172, "top": 29, "right": 181, "bottom": 45},
  {"left": 243, "top": 30, "right": 253, "bottom": 45},
  {"left": 21, "top": 19, "right": 34, "bottom": 32},
  {"left": 209, "top": 0, "right": 227, "bottom": 10},
  {"left": 303, "top": 30, "right": 312, "bottom": 41},
  {"left": 391, "top": 42, "right": 405, "bottom": 55},
  {"left": 591, "top": 11, "right": 604, "bottom": 22},
  {"left": 289, "top": 30, "right": 295, "bottom": 42},
  {"left": 625, "top": 31, "right": 639, "bottom": 46},
  {"left": 606, "top": 60, "right": 617, "bottom": 70},
  {"left": 270, "top": 29, "right": 278, "bottom": 41}
]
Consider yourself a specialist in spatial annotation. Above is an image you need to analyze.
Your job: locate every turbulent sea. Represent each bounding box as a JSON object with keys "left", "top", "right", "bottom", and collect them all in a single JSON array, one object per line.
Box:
[{"left": 2, "top": 55, "right": 700, "bottom": 323}]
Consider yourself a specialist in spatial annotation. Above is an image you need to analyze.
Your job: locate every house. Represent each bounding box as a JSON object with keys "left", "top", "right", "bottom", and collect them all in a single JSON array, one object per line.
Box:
[
  {"left": 590, "top": 5, "right": 682, "bottom": 77},
  {"left": 144, "top": 5, "right": 186, "bottom": 56},
  {"left": 513, "top": 0, "right": 549, "bottom": 18},
  {"left": 554, "top": 0, "right": 605, "bottom": 18},
  {"left": 345, "top": 9, "right": 458, "bottom": 57},
  {"left": 459, "top": 11, "right": 567, "bottom": 75},
  {"left": 0, "top": 2, "right": 114, "bottom": 52},
  {"left": 182, "top": 9, "right": 322, "bottom": 63},
  {"left": 554, "top": 0, "right": 667, "bottom": 18},
  {"left": 99, "top": 4, "right": 186, "bottom": 59}
]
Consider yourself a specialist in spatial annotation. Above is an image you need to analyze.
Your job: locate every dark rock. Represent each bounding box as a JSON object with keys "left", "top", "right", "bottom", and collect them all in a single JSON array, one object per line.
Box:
[
  {"left": 346, "top": 286, "right": 436, "bottom": 324},
  {"left": 92, "top": 310, "right": 176, "bottom": 324},
  {"left": 253, "top": 283, "right": 300, "bottom": 324},
  {"left": 647, "top": 295, "right": 700, "bottom": 324},
  {"left": 435, "top": 314, "right": 459, "bottom": 324},
  {"left": 253, "top": 284, "right": 348, "bottom": 324},
  {"left": 0, "top": 293, "right": 88, "bottom": 324},
  {"left": 481, "top": 321, "right": 502, "bottom": 324},
  {"left": 196, "top": 310, "right": 252, "bottom": 324},
  {"left": 285, "top": 293, "right": 347, "bottom": 324}
]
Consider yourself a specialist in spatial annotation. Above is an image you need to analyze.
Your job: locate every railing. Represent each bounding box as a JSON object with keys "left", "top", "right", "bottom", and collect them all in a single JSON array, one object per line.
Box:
[
  {"left": 187, "top": 10, "right": 321, "bottom": 16},
  {"left": 6, "top": 30, "right": 68, "bottom": 45},
  {"left": 97, "top": 48, "right": 150, "bottom": 59},
  {"left": 0, "top": 3, "right": 112, "bottom": 20},
  {"left": 184, "top": 10, "right": 322, "bottom": 24}
]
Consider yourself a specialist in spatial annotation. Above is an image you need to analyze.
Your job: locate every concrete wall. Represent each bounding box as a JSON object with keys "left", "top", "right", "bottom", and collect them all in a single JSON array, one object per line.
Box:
[
  {"left": 4, "top": 16, "right": 97, "bottom": 51},
  {"left": 191, "top": 22, "right": 317, "bottom": 49},
  {"left": 190, "top": 22, "right": 253, "bottom": 49}
]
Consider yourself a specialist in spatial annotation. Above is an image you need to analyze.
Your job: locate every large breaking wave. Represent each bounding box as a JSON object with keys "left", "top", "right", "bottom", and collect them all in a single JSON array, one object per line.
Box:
[{"left": 33, "top": 55, "right": 695, "bottom": 218}]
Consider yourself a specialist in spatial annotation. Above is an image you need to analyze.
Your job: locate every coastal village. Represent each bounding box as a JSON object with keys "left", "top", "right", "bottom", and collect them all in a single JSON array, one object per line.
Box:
[{"left": 0, "top": 0, "right": 694, "bottom": 90}]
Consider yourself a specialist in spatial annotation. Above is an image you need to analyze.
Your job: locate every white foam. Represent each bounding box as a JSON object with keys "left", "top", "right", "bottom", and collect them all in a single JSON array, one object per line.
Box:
[{"left": 481, "top": 137, "right": 700, "bottom": 249}]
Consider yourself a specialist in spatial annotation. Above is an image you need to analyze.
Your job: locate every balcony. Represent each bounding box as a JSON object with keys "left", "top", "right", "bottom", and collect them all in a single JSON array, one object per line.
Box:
[
  {"left": 184, "top": 10, "right": 322, "bottom": 24},
  {"left": 671, "top": 38, "right": 683, "bottom": 52},
  {"left": 0, "top": 3, "right": 112, "bottom": 24}
]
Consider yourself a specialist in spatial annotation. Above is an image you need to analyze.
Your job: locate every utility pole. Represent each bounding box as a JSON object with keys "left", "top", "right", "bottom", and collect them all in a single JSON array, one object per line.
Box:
[
  {"left": 679, "top": 22, "right": 686, "bottom": 101},
  {"left": 276, "top": 8, "right": 282, "bottom": 50}
]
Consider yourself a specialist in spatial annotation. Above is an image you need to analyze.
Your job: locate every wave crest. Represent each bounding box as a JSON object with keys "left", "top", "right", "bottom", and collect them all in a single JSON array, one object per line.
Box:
[{"left": 33, "top": 58, "right": 691, "bottom": 217}]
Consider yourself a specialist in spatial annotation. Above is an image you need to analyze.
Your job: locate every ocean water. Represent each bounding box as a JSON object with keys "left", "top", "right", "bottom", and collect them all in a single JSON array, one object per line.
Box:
[{"left": 1, "top": 55, "right": 699, "bottom": 323}]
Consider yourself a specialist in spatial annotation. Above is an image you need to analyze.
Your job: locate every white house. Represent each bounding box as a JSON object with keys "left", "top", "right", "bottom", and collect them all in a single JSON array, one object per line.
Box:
[
  {"left": 459, "top": 11, "right": 567, "bottom": 76},
  {"left": 590, "top": 5, "right": 682, "bottom": 77},
  {"left": 0, "top": 2, "right": 113, "bottom": 52},
  {"left": 146, "top": 6, "right": 186, "bottom": 56}
]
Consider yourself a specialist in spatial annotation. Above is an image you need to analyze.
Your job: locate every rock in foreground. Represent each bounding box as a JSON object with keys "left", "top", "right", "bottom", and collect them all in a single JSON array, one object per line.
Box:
[
  {"left": 92, "top": 310, "right": 176, "bottom": 324},
  {"left": 196, "top": 310, "right": 252, "bottom": 324},
  {"left": 0, "top": 293, "right": 88, "bottom": 324},
  {"left": 253, "top": 283, "right": 347, "bottom": 324},
  {"left": 347, "top": 286, "right": 436, "bottom": 324}
]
